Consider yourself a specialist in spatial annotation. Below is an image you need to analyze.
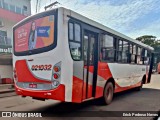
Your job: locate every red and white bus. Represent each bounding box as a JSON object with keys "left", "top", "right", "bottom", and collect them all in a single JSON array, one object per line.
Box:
[{"left": 13, "top": 7, "right": 154, "bottom": 104}]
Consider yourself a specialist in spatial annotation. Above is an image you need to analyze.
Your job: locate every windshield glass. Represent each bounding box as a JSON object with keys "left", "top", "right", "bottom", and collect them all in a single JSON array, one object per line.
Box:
[{"left": 14, "top": 14, "right": 55, "bottom": 54}]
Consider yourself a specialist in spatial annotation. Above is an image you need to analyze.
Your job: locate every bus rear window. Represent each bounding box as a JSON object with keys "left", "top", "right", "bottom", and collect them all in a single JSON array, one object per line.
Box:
[{"left": 14, "top": 14, "right": 56, "bottom": 55}]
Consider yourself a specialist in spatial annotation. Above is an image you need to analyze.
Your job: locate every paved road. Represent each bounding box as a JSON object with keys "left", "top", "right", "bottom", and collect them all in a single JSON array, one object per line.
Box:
[{"left": 0, "top": 74, "right": 159, "bottom": 120}]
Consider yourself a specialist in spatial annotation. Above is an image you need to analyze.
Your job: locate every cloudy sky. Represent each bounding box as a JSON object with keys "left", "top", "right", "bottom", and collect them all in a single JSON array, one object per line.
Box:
[{"left": 31, "top": 0, "right": 160, "bottom": 39}]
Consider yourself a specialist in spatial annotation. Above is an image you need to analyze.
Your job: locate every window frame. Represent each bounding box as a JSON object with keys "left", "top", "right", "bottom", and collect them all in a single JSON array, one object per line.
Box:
[
  {"left": 68, "top": 20, "right": 82, "bottom": 61},
  {"left": 100, "top": 33, "right": 116, "bottom": 62}
]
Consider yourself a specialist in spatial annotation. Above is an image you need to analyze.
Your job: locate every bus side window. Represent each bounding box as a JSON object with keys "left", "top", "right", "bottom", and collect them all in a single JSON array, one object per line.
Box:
[
  {"left": 75, "top": 24, "right": 81, "bottom": 42},
  {"left": 100, "top": 34, "right": 115, "bottom": 62},
  {"left": 137, "top": 47, "right": 143, "bottom": 64},
  {"left": 68, "top": 22, "right": 82, "bottom": 60},
  {"left": 144, "top": 50, "right": 150, "bottom": 65},
  {"left": 117, "top": 40, "right": 123, "bottom": 62},
  {"left": 141, "top": 49, "right": 149, "bottom": 65},
  {"left": 69, "top": 23, "right": 74, "bottom": 40},
  {"left": 131, "top": 44, "right": 136, "bottom": 64},
  {"left": 122, "top": 41, "right": 129, "bottom": 63}
]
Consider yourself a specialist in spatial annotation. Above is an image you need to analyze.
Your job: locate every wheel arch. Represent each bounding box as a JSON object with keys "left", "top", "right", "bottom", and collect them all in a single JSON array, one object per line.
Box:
[{"left": 104, "top": 77, "right": 115, "bottom": 89}]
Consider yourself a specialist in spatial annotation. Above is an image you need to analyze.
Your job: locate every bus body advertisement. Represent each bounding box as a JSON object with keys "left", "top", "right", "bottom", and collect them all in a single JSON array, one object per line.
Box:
[{"left": 13, "top": 7, "right": 154, "bottom": 104}]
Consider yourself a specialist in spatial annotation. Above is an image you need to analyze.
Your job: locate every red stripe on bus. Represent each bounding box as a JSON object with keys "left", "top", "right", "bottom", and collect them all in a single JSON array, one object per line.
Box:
[
  {"left": 72, "top": 76, "right": 83, "bottom": 103},
  {"left": 84, "top": 62, "right": 113, "bottom": 80},
  {"left": 15, "top": 60, "right": 51, "bottom": 83},
  {"left": 97, "top": 62, "right": 113, "bottom": 80},
  {"left": 114, "top": 81, "right": 141, "bottom": 93},
  {"left": 95, "top": 86, "right": 103, "bottom": 98}
]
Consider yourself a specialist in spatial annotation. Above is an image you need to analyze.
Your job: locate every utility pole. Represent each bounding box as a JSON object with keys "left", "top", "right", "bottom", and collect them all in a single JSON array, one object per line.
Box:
[{"left": 36, "top": 0, "right": 38, "bottom": 13}]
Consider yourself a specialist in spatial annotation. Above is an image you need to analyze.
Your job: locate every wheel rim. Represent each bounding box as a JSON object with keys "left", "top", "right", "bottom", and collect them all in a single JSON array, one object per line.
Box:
[{"left": 106, "top": 86, "right": 112, "bottom": 100}]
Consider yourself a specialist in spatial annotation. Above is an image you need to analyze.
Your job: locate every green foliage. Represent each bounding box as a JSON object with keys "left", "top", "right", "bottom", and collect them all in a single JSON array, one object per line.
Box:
[{"left": 136, "top": 35, "right": 160, "bottom": 63}]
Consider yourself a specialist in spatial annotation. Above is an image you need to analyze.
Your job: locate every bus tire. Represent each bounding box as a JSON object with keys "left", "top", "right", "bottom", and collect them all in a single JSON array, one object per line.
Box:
[{"left": 103, "top": 82, "right": 114, "bottom": 105}]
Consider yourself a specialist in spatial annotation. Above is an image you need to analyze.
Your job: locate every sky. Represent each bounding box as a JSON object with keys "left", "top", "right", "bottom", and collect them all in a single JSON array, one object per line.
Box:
[{"left": 31, "top": 0, "right": 160, "bottom": 39}]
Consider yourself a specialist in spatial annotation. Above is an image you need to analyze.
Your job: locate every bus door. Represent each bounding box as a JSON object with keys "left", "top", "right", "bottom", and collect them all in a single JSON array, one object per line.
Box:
[{"left": 83, "top": 30, "right": 98, "bottom": 100}]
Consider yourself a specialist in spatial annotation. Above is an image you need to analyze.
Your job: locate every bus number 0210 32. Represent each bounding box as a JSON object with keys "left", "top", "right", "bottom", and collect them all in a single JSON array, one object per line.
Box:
[{"left": 31, "top": 65, "right": 52, "bottom": 71}]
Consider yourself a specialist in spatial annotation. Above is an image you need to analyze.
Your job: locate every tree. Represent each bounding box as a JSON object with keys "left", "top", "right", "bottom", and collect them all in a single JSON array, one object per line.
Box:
[
  {"left": 136, "top": 35, "right": 160, "bottom": 66},
  {"left": 136, "top": 35, "right": 156, "bottom": 46}
]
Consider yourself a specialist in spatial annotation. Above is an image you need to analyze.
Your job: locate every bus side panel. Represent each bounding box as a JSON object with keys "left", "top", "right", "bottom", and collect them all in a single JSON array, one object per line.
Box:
[
  {"left": 108, "top": 63, "right": 146, "bottom": 92},
  {"left": 72, "top": 61, "right": 84, "bottom": 103}
]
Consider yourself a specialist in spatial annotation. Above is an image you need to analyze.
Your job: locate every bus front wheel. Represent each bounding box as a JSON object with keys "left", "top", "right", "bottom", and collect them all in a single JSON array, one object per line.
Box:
[{"left": 103, "top": 82, "right": 114, "bottom": 105}]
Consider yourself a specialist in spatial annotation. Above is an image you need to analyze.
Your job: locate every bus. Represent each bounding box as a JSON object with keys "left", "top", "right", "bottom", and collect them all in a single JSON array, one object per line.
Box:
[
  {"left": 158, "top": 63, "right": 160, "bottom": 74},
  {"left": 13, "top": 7, "right": 154, "bottom": 105}
]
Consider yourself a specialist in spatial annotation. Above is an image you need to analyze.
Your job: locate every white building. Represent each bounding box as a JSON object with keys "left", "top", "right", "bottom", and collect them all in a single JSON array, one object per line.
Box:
[{"left": 0, "top": 0, "right": 31, "bottom": 80}]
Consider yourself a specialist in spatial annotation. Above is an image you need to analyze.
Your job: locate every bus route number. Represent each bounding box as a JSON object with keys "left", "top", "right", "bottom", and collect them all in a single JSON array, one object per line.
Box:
[{"left": 31, "top": 64, "right": 52, "bottom": 71}]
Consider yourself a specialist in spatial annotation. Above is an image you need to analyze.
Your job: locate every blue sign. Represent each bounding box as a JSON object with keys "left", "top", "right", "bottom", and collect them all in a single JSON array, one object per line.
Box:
[{"left": 37, "top": 26, "right": 50, "bottom": 37}]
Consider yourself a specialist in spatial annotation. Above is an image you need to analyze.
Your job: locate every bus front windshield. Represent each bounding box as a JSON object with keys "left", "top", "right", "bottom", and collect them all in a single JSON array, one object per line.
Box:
[{"left": 14, "top": 14, "right": 56, "bottom": 55}]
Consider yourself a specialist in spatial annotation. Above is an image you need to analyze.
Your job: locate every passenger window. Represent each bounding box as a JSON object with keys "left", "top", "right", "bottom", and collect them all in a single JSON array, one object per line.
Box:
[
  {"left": 68, "top": 22, "right": 81, "bottom": 61},
  {"left": 69, "top": 23, "right": 74, "bottom": 40},
  {"left": 129, "top": 44, "right": 137, "bottom": 64},
  {"left": 137, "top": 47, "right": 143, "bottom": 64},
  {"left": 75, "top": 24, "right": 81, "bottom": 42},
  {"left": 69, "top": 42, "right": 81, "bottom": 60},
  {"left": 122, "top": 41, "right": 129, "bottom": 63},
  {"left": 140, "top": 49, "right": 150, "bottom": 65},
  {"left": 117, "top": 40, "right": 123, "bottom": 62},
  {"left": 131, "top": 54, "right": 136, "bottom": 63},
  {"left": 130, "top": 44, "right": 133, "bottom": 53},
  {"left": 137, "top": 47, "right": 142, "bottom": 55},
  {"left": 100, "top": 34, "right": 115, "bottom": 62},
  {"left": 133, "top": 45, "right": 136, "bottom": 54},
  {"left": 144, "top": 50, "right": 150, "bottom": 65},
  {"left": 118, "top": 40, "right": 123, "bottom": 51}
]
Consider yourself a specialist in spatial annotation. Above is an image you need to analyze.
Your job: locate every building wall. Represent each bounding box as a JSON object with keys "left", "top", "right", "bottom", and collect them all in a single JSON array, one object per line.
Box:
[
  {"left": 0, "top": 65, "right": 13, "bottom": 78},
  {"left": 0, "top": 0, "right": 31, "bottom": 46},
  {"left": 0, "top": 0, "right": 31, "bottom": 16},
  {"left": 0, "top": 18, "right": 16, "bottom": 45},
  {"left": 0, "top": 0, "right": 31, "bottom": 80}
]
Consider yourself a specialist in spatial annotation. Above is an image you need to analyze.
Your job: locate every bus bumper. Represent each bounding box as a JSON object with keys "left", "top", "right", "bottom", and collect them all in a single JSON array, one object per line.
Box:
[{"left": 14, "top": 84, "right": 65, "bottom": 101}]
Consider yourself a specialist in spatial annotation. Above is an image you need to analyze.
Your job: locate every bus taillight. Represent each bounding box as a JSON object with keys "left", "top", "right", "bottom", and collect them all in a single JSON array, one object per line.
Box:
[
  {"left": 53, "top": 66, "right": 60, "bottom": 72},
  {"left": 53, "top": 73, "right": 59, "bottom": 79},
  {"left": 51, "top": 62, "right": 61, "bottom": 88}
]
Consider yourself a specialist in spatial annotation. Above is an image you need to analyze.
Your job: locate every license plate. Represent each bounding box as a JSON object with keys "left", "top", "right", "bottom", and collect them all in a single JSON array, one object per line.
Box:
[{"left": 29, "top": 84, "right": 37, "bottom": 88}]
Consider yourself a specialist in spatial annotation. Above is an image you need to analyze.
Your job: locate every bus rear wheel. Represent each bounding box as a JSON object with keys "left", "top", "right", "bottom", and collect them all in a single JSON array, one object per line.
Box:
[{"left": 103, "top": 82, "right": 114, "bottom": 105}]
